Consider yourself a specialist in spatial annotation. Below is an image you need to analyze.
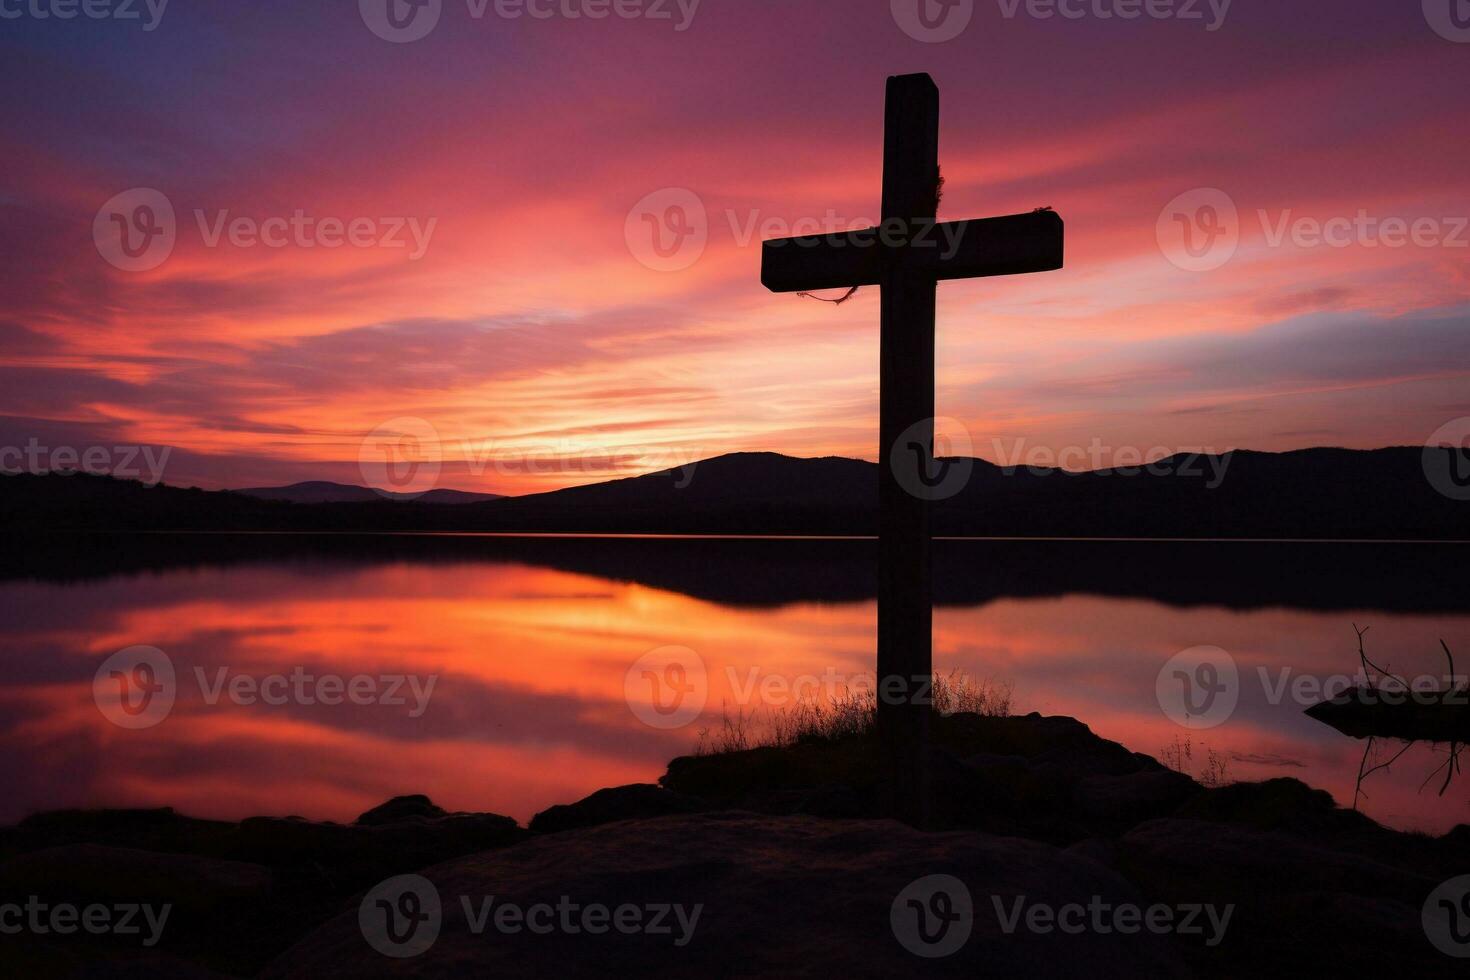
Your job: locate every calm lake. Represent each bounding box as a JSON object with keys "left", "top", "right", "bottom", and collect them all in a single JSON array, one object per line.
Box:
[{"left": 3, "top": 535, "right": 1468, "bottom": 834}]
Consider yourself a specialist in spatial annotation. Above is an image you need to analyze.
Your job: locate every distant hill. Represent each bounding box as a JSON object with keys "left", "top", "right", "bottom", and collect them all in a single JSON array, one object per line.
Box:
[
  {"left": 0, "top": 448, "right": 1465, "bottom": 539},
  {"left": 235, "top": 481, "right": 501, "bottom": 505}
]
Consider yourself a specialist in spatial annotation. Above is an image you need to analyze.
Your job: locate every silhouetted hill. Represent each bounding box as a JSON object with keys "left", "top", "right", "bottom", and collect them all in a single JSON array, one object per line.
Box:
[
  {"left": 0, "top": 447, "right": 1465, "bottom": 539},
  {"left": 236, "top": 481, "right": 500, "bottom": 505},
  {"left": 473, "top": 452, "right": 875, "bottom": 533}
]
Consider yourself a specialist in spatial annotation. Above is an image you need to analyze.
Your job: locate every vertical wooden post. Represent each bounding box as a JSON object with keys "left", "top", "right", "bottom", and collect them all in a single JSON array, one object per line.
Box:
[{"left": 877, "top": 74, "right": 939, "bottom": 827}]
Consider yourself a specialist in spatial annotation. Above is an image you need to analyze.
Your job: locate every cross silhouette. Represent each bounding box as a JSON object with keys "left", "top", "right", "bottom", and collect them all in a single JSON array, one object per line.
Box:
[{"left": 761, "top": 73, "right": 1065, "bottom": 824}]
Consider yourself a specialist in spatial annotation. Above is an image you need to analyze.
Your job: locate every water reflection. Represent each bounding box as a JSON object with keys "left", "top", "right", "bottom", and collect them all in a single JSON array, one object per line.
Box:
[{"left": 1, "top": 536, "right": 1466, "bottom": 833}]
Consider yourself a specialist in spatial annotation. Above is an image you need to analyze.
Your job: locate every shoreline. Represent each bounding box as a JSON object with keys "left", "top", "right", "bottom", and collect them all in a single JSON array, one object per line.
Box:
[{"left": 3, "top": 711, "right": 1467, "bottom": 976}]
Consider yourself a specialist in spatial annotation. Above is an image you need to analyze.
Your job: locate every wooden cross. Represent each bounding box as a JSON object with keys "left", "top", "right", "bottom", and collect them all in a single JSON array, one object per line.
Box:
[{"left": 760, "top": 73, "right": 1064, "bottom": 825}]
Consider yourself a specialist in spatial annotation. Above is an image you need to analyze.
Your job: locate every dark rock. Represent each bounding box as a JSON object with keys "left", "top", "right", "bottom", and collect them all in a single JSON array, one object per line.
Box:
[
  {"left": 1173, "top": 777, "right": 1372, "bottom": 835},
  {"left": 943, "top": 713, "right": 1163, "bottom": 777},
  {"left": 530, "top": 784, "right": 704, "bottom": 834},
  {"left": 5, "top": 807, "right": 236, "bottom": 860},
  {"left": 1062, "top": 837, "right": 1116, "bottom": 868},
  {"left": 0, "top": 946, "right": 234, "bottom": 979},
  {"left": 1442, "top": 823, "right": 1470, "bottom": 847},
  {"left": 0, "top": 799, "right": 524, "bottom": 977},
  {"left": 229, "top": 816, "right": 356, "bottom": 866},
  {"left": 1074, "top": 769, "right": 1199, "bottom": 826},
  {"left": 1121, "top": 817, "right": 1435, "bottom": 901},
  {"left": 663, "top": 714, "right": 1202, "bottom": 841},
  {"left": 266, "top": 812, "right": 1189, "bottom": 979},
  {"left": 1118, "top": 818, "right": 1452, "bottom": 977},
  {"left": 355, "top": 794, "right": 447, "bottom": 826},
  {"left": 0, "top": 843, "right": 272, "bottom": 908},
  {"left": 792, "top": 783, "right": 866, "bottom": 818}
]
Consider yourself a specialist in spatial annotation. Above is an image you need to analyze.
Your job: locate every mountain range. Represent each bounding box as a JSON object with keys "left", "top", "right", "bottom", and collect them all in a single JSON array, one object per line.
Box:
[
  {"left": 1, "top": 448, "right": 1466, "bottom": 539},
  {"left": 235, "top": 481, "right": 501, "bottom": 505}
]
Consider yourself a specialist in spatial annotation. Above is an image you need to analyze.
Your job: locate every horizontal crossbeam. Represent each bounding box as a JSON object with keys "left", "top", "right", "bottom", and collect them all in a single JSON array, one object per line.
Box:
[{"left": 760, "top": 209, "right": 1064, "bottom": 293}]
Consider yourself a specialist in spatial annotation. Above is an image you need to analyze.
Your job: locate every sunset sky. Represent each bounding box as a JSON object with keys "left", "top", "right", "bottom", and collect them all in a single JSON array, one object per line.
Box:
[{"left": 4, "top": 1, "right": 1468, "bottom": 495}]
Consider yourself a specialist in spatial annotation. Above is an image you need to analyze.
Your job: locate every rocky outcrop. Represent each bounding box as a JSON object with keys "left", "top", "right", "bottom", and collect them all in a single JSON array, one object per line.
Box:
[
  {"left": 7, "top": 715, "right": 1467, "bottom": 978},
  {"left": 528, "top": 784, "right": 704, "bottom": 834},
  {"left": 659, "top": 712, "right": 1204, "bottom": 842},
  {"left": 267, "top": 812, "right": 1189, "bottom": 979},
  {"left": 0, "top": 799, "right": 524, "bottom": 977}
]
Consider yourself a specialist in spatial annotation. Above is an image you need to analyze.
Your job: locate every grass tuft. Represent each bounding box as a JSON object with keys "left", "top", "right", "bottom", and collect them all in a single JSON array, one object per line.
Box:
[{"left": 695, "top": 671, "right": 1012, "bottom": 756}]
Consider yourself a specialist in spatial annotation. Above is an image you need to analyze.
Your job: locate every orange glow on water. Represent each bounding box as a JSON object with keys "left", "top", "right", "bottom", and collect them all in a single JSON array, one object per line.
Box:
[{"left": 3, "top": 549, "right": 1465, "bottom": 832}]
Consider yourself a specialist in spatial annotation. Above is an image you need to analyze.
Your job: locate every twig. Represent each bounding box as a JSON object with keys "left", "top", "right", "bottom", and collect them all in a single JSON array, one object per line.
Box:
[
  {"left": 1353, "top": 623, "right": 1406, "bottom": 691},
  {"left": 1355, "top": 737, "right": 1417, "bottom": 809},
  {"left": 1419, "top": 741, "right": 1464, "bottom": 797}
]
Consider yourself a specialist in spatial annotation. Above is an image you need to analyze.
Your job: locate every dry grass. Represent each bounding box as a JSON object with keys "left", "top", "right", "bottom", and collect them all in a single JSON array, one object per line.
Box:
[
  {"left": 695, "top": 671, "right": 1013, "bottom": 756},
  {"left": 1160, "top": 733, "right": 1232, "bottom": 788}
]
